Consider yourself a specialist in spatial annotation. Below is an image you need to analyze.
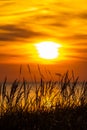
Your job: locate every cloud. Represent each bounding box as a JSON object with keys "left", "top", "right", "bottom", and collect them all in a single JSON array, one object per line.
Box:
[
  {"left": 78, "top": 12, "right": 87, "bottom": 19},
  {"left": 65, "top": 47, "right": 87, "bottom": 53},
  {"left": 0, "top": 1, "right": 15, "bottom": 7},
  {"left": 64, "top": 33, "right": 87, "bottom": 40},
  {"left": 34, "top": 12, "right": 68, "bottom": 28},
  {"left": 66, "top": 55, "right": 87, "bottom": 61},
  {"left": 73, "top": 34, "right": 87, "bottom": 39},
  {"left": 0, "top": 24, "right": 47, "bottom": 41},
  {"left": 74, "top": 34, "right": 87, "bottom": 40},
  {"left": 49, "top": 22, "right": 67, "bottom": 27},
  {"left": 0, "top": 53, "right": 33, "bottom": 64},
  {"left": 0, "top": 44, "right": 6, "bottom": 46},
  {"left": 70, "top": 42, "right": 87, "bottom": 46},
  {"left": 0, "top": 53, "right": 26, "bottom": 58}
]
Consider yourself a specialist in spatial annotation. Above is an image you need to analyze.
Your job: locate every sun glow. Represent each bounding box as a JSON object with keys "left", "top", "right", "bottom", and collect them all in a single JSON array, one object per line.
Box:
[{"left": 35, "top": 41, "right": 61, "bottom": 60}]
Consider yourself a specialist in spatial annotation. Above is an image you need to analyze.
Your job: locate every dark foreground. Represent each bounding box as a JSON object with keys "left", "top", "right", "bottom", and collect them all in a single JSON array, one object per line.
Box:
[
  {"left": 0, "top": 72, "right": 87, "bottom": 130},
  {"left": 0, "top": 105, "right": 87, "bottom": 130}
]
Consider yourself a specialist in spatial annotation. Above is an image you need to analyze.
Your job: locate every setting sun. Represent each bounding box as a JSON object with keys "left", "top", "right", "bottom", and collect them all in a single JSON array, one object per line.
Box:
[{"left": 35, "top": 41, "right": 61, "bottom": 60}]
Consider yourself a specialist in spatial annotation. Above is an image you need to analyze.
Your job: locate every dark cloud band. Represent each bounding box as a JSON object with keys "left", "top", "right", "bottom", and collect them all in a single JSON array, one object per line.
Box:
[{"left": 0, "top": 24, "right": 47, "bottom": 41}]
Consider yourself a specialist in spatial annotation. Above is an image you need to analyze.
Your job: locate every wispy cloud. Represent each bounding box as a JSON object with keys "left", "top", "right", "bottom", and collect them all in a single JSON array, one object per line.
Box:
[
  {"left": 0, "top": 53, "right": 25, "bottom": 58},
  {"left": 0, "top": 24, "right": 48, "bottom": 41},
  {"left": 66, "top": 55, "right": 87, "bottom": 61},
  {"left": 0, "top": 1, "right": 15, "bottom": 7},
  {"left": 78, "top": 12, "right": 87, "bottom": 19},
  {"left": 63, "top": 34, "right": 87, "bottom": 41}
]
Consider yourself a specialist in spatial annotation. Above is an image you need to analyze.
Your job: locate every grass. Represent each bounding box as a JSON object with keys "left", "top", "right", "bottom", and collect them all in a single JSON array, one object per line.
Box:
[{"left": 0, "top": 69, "right": 87, "bottom": 130}]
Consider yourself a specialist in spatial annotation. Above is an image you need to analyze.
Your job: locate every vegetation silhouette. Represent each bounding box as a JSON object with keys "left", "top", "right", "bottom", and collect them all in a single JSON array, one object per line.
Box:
[{"left": 0, "top": 69, "right": 87, "bottom": 130}]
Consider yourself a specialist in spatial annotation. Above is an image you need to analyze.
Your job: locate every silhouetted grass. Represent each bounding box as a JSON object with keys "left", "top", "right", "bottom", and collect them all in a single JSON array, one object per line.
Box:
[{"left": 0, "top": 70, "right": 87, "bottom": 130}]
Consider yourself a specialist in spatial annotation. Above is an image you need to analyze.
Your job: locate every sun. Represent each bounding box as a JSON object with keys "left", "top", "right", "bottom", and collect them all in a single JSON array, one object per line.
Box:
[{"left": 35, "top": 41, "right": 61, "bottom": 60}]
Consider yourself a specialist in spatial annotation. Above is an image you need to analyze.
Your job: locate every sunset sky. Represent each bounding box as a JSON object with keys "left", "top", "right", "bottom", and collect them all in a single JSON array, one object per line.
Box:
[{"left": 0, "top": 0, "right": 87, "bottom": 82}]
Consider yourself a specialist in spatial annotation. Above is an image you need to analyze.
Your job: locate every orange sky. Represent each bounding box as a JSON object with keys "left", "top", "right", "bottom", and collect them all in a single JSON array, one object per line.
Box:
[{"left": 0, "top": 0, "right": 87, "bottom": 82}]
